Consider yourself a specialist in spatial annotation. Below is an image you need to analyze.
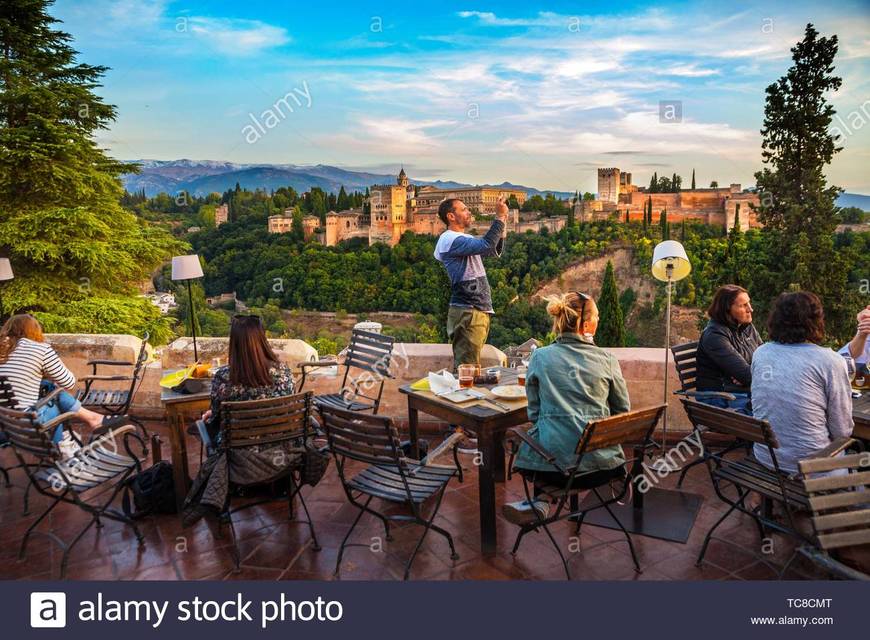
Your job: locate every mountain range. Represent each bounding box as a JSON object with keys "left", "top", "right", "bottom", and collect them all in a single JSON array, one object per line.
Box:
[{"left": 120, "top": 159, "right": 870, "bottom": 210}]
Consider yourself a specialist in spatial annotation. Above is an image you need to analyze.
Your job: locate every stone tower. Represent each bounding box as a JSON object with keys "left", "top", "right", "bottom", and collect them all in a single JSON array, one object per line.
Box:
[
  {"left": 397, "top": 166, "right": 409, "bottom": 187},
  {"left": 598, "top": 168, "right": 621, "bottom": 204}
]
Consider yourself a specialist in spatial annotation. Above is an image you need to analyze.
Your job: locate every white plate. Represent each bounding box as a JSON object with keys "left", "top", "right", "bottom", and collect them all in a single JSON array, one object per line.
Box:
[{"left": 491, "top": 384, "right": 526, "bottom": 400}]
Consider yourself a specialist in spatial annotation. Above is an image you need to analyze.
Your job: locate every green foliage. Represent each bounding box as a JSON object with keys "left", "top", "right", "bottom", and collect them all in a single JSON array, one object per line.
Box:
[
  {"left": 839, "top": 206, "right": 866, "bottom": 224},
  {"left": 34, "top": 296, "right": 175, "bottom": 344},
  {"left": 0, "top": 0, "right": 184, "bottom": 336},
  {"left": 596, "top": 261, "right": 626, "bottom": 347}
]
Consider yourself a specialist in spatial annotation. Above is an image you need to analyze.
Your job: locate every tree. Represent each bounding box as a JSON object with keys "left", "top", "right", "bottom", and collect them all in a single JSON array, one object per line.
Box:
[
  {"left": 336, "top": 186, "right": 350, "bottom": 211},
  {"left": 507, "top": 194, "right": 520, "bottom": 209},
  {"left": 691, "top": 169, "right": 696, "bottom": 190},
  {"left": 649, "top": 172, "right": 658, "bottom": 193},
  {"left": 754, "top": 23, "right": 855, "bottom": 340},
  {"left": 596, "top": 261, "right": 626, "bottom": 347},
  {"left": 660, "top": 209, "right": 670, "bottom": 240},
  {"left": 710, "top": 181, "right": 719, "bottom": 188},
  {"left": 0, "top": 0, "right": 182, "bottom": 340}
]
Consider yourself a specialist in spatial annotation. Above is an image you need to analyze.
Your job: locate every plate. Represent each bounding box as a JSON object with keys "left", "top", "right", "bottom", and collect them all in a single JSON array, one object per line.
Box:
[
  {"left": 440, "top": 389, "right": 479, "bottom": 404},
  {"left": 491, "top": 384, "right": 526, "bottom": 400},
  {"left": 159, "top": 365, "right": 196, "bottom": 389}
]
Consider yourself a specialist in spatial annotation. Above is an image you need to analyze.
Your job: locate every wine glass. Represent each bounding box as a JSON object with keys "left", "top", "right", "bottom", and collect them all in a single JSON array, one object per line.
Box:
[{"left": 843, "top": 354, "right": 857, "bottom": 384}]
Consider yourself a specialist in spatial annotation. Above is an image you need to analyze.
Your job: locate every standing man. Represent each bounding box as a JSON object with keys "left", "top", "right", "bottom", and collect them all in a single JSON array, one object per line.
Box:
[
  {"left": 434, "top": 196, "right": 508, "bottom": 368},
  {"left": 434, "top": 197, "right": 508, "bottom": 452}
]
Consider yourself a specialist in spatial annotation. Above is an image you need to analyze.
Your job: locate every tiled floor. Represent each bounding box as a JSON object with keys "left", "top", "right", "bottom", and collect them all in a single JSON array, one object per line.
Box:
[{"left": 0, "top": 421, "right": 842, "bottom": 581}]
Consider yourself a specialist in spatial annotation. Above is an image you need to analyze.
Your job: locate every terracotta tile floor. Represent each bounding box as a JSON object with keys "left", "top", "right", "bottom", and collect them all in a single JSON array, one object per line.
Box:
[{"left": 0, "top": 420, "right": 835, "bottom": 581}]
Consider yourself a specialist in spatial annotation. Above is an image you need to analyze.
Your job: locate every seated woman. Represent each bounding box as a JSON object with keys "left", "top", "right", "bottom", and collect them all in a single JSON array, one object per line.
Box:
[
  {"left": 503, "top": 292, "right": 630, "bottom": 524},
  {"left": 183, "top": 314, "right": 302, "bottom": 525},
  {"left": 751, "top": 292, "right": 853, "bottom": 476},
  {"left": 695, "top": 285, "right": 762, "bottom": 414},
  {"left": 0, "top": 314, "right": 121, "bottom": 457}
]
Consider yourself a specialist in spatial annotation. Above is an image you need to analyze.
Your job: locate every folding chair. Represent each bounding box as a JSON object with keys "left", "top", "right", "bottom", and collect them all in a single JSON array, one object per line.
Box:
[
  {"left": 76, "top": 331, "right": 150, "bottom": 422},
  {"left": 671, "top": 341, "right": 747, "bottom": 487},
  {"left": 791, "top": 452, "right": 870, "bottom": 580},
  {"left": 318, "top": 404, "right": 460, "bottom": 580},
  {"left": 0, "top": 394, "right": 148, "bottom": 578},
  {"left": 680, "top": 397, "right": 856, "bottom": 571},
  {"left": 195, "top": 392, "right": 320, "bottom": 571},
  {"left": 299, "top": 329, "right": 395, "bottom": 414},
  {"left": 503, "top": 405, "right": 665, "bottom": 579}
]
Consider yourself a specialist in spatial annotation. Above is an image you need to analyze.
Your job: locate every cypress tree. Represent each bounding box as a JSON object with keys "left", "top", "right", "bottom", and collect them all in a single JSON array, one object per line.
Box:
[
  {"left": 754, "top": 23, "right": 855, "bottom": 339},
  {"left": 691, "top": 169, "right": 696, "bottom": 190},
  {"left": 596, "top": 261, "right": 626, "bottom": 347},
  {"left": 0, "top": 0, "right": 181, "bottom": 338}
]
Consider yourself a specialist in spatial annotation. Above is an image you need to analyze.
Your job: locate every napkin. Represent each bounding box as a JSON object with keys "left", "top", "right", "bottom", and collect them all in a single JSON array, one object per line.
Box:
[{"left": 428, "top": 370, "right": 460, "bottom": 396}]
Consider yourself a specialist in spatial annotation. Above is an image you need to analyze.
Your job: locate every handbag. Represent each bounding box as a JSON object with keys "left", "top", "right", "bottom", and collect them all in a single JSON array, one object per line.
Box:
[
  {"left": 300, "top": 440, "right": 330, "bottom": 487},
  {"left": 122, "top": 461, "right": 178, "bottom": 518}
]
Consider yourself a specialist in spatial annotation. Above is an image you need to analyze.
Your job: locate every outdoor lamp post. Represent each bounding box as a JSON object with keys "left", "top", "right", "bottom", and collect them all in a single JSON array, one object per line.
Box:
[
  {"left": 171, "top": 254, "right": 204, "bottom": 362},
  {"left": 651, "top": 240, "right": 692, "bottom": 467},
  {"left": 0, "top": 258, "right": 13, "bottom": 323}
]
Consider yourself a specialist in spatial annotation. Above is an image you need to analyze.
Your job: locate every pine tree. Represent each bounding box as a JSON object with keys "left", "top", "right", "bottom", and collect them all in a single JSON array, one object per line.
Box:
[
  {"left": 680, "top": 219, "right": 687, "bottom": 242},
  {"left": 337, "top": 185, "right": 349, "bottom": 210},
  {"left": 754, "top": 23, "right": 855, "bottom": 339},
  {"left": 691, "top": 169, "right": 696, "bottom": 190},
  {"left": 596, "top": 261, "right": 626, "bottom": 347},
  {"left": 649, "top": 172, "right": 658, "bottom": 193},
  {"left": 0, "top": 0, "right": 181, "bottom": 340},
  {"left": 624, "top": 209, "right": 629, "bottom": 224}
]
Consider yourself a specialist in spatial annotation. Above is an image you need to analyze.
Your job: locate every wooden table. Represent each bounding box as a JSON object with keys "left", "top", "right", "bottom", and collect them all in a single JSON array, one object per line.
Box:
[
  {"left": 399, "top": 367, "right": 528, "bottom": 554},
  {"left": 852, "top": 392, "right": 870, "bottom": 443},
  {"left": 161, "top": 384, "right": 211, "bottom": 512}
]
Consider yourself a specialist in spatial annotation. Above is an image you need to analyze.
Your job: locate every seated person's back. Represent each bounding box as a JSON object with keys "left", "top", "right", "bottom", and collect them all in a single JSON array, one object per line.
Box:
[{"left": 750, "top": 292, "right": 853, "bottom": 475}]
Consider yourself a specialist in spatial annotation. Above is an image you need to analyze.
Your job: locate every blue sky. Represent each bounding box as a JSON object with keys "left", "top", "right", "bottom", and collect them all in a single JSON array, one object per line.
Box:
[{"left": 52, "top": 0, "right": 870, "bottom": 193}]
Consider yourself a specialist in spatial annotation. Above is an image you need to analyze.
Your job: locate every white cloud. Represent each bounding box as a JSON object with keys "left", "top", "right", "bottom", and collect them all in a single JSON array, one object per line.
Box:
[{"left": 187, "top": 17, "right": 291, "bottom": 56}]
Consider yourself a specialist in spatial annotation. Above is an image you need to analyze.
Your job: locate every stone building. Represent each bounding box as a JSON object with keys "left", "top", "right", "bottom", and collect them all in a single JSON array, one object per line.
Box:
[
  {"left": 414, "top": 185, "right": 527, "bottom": 215},
  {"left": 268, "top": 211, "right": 322, "bottom": 241},
  {"left": 214, "top": 203, "right": 229, "bottom": 226}
]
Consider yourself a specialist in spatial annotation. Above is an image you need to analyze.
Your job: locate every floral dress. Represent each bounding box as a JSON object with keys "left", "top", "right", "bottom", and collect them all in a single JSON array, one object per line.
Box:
[{"left": 206, "top": 364, "right": 295, "bottom": 440}]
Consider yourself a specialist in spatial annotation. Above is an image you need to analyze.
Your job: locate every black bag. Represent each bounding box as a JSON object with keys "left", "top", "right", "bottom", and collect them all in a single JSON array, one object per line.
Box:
[
  {"left": 300, "top": 441, "right": 330, "bottom": 487},
  {"left": 122, "top": 461, "right": 178, "bottom": 518}
]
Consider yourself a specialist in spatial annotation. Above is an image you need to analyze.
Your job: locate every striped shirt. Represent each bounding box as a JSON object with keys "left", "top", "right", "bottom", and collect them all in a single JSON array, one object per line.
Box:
[{"left": 0, "top": 338, "right": 76, "bottom": 409}]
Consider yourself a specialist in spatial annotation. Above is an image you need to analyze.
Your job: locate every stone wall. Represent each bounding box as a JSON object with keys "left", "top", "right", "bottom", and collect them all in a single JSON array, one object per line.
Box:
[{"left": 44, "top": 334, "right": 690, "bottom": 433}]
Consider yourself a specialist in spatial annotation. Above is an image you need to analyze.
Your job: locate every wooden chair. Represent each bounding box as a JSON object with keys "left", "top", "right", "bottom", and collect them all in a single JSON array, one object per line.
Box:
[
  {"left": 195, "top": 392, "right": 320, "bottom": 571},
  {"left": 299, "top": 329, "right": 395, "bottom": 414},
  {"left": 680, "top": 397, "right": 856, "bottom": 571},
  {"left": 503, "top": 405, "right": 665, "bottom": 579},
  {"left": 792, "top": 452, "right": 870, "bottom": 580},
  {"left": 318, "top": 404, "right": 460, "bottom": 580},
  {"left": 671, "top": 341, "right": 748, "bottom": 487},
  {"left": 76, "top": 331, "right": 150, "bottom": 419},
  {"left": 0, "top": 392, "right": 148, "bottom": 578}
]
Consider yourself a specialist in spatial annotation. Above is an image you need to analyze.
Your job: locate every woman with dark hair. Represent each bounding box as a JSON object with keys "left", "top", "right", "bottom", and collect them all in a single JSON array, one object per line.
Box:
[
  {"left": 751, "top": 292, "right": 853, "bottom": 475},
  {"left": 695, "top": 285, "right": 762, "bottom": 414},
  {"left": 200, "top": 314, "right": 295, "bottom": 442},
  {"left": 184, "top": 315, "right": 301, "bottom": 525}
]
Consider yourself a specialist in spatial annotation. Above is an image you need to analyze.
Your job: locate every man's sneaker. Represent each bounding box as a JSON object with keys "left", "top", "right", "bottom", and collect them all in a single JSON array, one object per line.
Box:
[
  {"left": 502, "top": 499, "right": 550, "bottom": 526},
  {"left": 57, "top": 431, "right": 81, "bottom": 460}
]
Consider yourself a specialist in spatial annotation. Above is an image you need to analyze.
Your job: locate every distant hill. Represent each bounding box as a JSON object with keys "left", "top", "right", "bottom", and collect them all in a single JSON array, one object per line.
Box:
[
  {"left": 120, "top": 159, "right": 574, "bottom": 199},
  {"left": 837, "top": 192, "right": 870, "bottom": 211}
]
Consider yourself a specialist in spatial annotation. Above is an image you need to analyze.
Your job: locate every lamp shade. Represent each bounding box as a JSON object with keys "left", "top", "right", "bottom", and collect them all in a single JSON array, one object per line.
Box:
[
  {"left": 0, "top": 258, "right": 12, "bottom": 281},
  {"left": 651, "top": 240, "right": 691, "bottom": 282},
  {"left": 171, "top": 254, "right": 204, "bottom": 281}
]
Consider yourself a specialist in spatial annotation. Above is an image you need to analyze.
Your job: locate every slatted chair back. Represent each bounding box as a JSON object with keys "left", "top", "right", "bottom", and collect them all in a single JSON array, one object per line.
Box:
[
  {"left": 220, "top": 392, "right": 313, "bottom": 450},
  {"left": 671, "top": 341, "right": 700, "bottom": 393},
  {"left": 0, "top": 403, "right": 57, "bottom": 462},
  {"left": 798, "top": 453, "right": 870, "bottom": 553},
  {"left": 680, "top": 396, "right": 777, "bottom": 448},
  {"left": 577, "top": 405, "right": 666, "bottom": 455},
  {"left": 318, "top": 404, "right": 403, "bottom": 468},
  {"left": 0, "top": 375, "right": 16, "bottom": 409},
  {"left": 338, "top": 329, "right": 395, "bottom": 409}
]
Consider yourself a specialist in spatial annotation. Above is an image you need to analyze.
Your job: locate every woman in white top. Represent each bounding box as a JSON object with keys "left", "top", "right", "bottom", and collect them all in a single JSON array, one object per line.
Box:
[{"left": 0, "top": 314, "right": 116, "bottom": 453}]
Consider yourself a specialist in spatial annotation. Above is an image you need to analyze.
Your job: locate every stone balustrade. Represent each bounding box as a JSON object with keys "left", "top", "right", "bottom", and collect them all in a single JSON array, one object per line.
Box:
[{"left": 44, "top": 334, "right": 689, "bottom": 433}]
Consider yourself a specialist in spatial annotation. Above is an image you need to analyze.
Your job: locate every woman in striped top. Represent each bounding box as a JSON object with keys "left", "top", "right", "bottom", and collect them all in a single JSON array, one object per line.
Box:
[{"left": 0, "top": 314, "right": 112, "bottom": 448}]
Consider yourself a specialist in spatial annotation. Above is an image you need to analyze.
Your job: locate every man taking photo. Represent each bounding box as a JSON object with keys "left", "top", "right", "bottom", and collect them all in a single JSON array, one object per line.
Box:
[{"left": 434, "top": 196, "right": 508, "bottom": 451}]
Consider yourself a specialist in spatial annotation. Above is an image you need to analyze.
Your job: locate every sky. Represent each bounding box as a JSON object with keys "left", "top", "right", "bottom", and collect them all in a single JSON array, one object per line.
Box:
[{"left": 51, "top": 0, "right": 870, "bottom": 193}]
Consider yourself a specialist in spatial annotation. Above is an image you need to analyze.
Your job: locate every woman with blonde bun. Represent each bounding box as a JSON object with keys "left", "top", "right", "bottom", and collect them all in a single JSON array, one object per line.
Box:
[{"left": 503, "top": 291, "right": 631, "bottom": 524}]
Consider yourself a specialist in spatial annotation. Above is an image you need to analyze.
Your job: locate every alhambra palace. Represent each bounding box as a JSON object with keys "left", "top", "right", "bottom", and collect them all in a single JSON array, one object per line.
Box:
[{"left": 266, "top": 167, "right": 761, "bottom": 246}]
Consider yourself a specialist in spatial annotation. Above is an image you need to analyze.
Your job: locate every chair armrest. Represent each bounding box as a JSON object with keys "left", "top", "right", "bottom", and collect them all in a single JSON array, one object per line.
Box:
[
  {"left": 808, "top": 437, "right": 859, "bottom": 460},
  {"left": 679, "top": 390, "right": 737, "bottom": 401},
  {"left": 38, "top": 410, "right": 85, "bottom": 432},
  {"left": 299, "top": 360, "right": 339, "bottom": 370},
  {"left": 502, "top": 426, "right": 568, "bottom": 475},
  {"left": 33, "top": 387, "right": 66, "bottom": 410},
  {"left": 79, "top": 375, "right": 134, "bottom": 382},
  {"left": 87, "top": 359, "right": 134, "bottom": 367}
]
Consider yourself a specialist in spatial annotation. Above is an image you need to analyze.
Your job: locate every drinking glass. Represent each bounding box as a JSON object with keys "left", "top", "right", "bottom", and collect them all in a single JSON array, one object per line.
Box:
[
  {"left": 516, "top": 366, "right": 527, "bottom": 387},
  {"left": 458, "top": 364, "right": 477, "bottom": 389},
  {"left": 843, "top": 354, "right": 857, "bottom": 384}
]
